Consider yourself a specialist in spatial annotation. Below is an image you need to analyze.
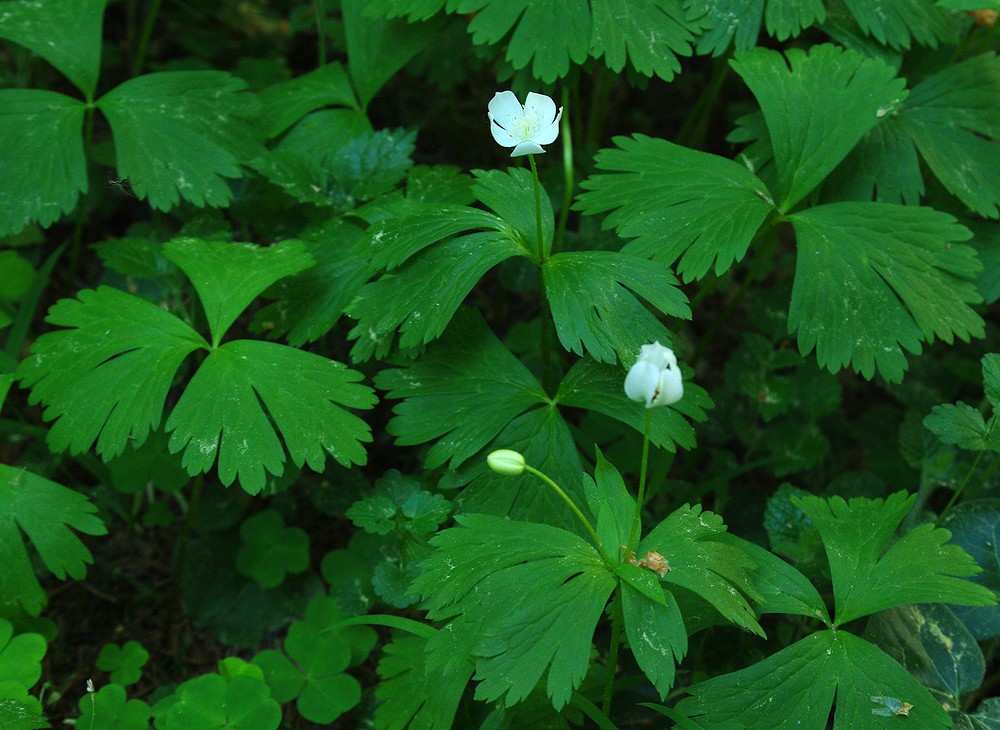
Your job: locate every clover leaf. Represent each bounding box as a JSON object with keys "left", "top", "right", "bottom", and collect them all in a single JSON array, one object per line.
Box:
[
  {"left": 76, "top": 684, "right": 151, "bottom": 730},
  {"left": 235, "top": 511, "right": 310, "bottom": 589},
  {"left": 152, "top": 673, "right": 280, "bottom": 730},
  {"left": 0, "top": 466, "right": 106, "bottom": 615},
  {"left": 346, "top": 470, "right": 451, "bottom": 537},
  {"left": 95, "top": 641, "right": 149, "bottom": 687}
]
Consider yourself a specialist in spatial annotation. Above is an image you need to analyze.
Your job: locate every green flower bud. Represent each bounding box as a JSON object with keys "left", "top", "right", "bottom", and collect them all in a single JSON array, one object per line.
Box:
[{"left": 487, "top": 449, "right": 526, "bottom": 476}]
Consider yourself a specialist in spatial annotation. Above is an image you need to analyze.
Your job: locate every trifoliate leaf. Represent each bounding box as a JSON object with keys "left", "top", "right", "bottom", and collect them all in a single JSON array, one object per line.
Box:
[
  {"left": 252, "top": 650, "right": 304, "bottom": 703},
  {"left": 866, "top": 603, "right": 984, "bottom": 700},
  {"left": 152, "top": 674, "right": 281, "bottom": 730},
  {"left": 0, "top": 90, "right": 87, "bottom": 237},
  {"left": 414, "top": 515, "right": 616, "bottom": 710},
  {"left": 794, "top": 491, "right": 996, "bottom": 624},
  {"left": 343, "top": 0, "right": 442, "bottom": 109},
  {"left": 557, "top": 357, "right": 711, "bottom": 453},
  {"left": 841, "top": 0, "right": 956, "bottom": 49},
  {"left": 166, "top": 340, "right": 375, "bottom": 494},
  {"left": 76, "top": 684, "right": 150, "bottom": 730},
  {"left": 0, "top": 620, "right": 45, "bottom": 688},
  {"left": 896, "top": 53, "right": 1000, "bottom": 218},
  {"left": 0, "top": 0, "right": 107, "bottom": 98},
  {"left": 543, "top": 251, "right": 689, "bottom": 364},
  {"left": 924, "top": 403, "right": 999, "bottom": 452},
  {"left": 575, "top": 134, "right": 775, "bottom": 282},
  {"left": 642, "top": 505, "right": 764, "bottom": 636},
  {"left": 257, "top": 62, "right": 358, "bottom": 139},
  {"left": 373, "top": 561, "right": 423, "bottom": 609},
  {"left": 96, "top": 641, "right": 149, "bottom": 687},
  {"left": 16, "top": 286, "right": 207, "bottom": 459},
  {"left": 621, "top": 581, "right": 687, "bottom": 699},
  {"left": 236, "top": 511, "right": 310, "bottom": 589},
  {"left": 730, "top": 45, "right": 908, "bottom": 211},
  {"left": 346, "top": 494, "right": 398, "bottom": 536},
  {"left": 374, "top": 308, "right": 547, "bottom": 469},
  {"left": 590, "top": 0, "right": 695, "bottom": 80},
  {"left": 283, "top": 616, "right": 362, "bottom": 724},
  {"left": 787, "top": 202, "right": 983, "bottom": 382},
  {"left": 375, "top": 634, "right": 473, "bottom": 730},
  {"left": 454, "top": 0, "right": 591, "bottom": 83},
  {"left": 941, "top": 500, "right": 1000, "bottom": 641},
  {"left": 0, "top": 467, "right": 106, "bottom": 615},
  {"left": 97, "top": 71, "right": 263, "bottom": 210},
  {"left": 678, "top": 630, "right": 950, "bottom": 729},
  {"left": 347, "top": 470, "right": 451, "bottom": 537},
  {"left": 162, "top": 238, "right": 314, "bottom": 347}
]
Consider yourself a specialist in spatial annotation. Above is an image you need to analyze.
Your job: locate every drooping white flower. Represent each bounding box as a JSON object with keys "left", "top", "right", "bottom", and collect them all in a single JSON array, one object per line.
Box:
[
  {"left": 624, "top": 342, "right": 683, "bottom": 408},
  {"left": 488, "top": 90, "right": 562, "bottom": 157}
]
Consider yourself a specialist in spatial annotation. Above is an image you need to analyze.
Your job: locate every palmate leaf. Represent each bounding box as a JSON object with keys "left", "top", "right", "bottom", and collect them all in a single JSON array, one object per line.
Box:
[
  {"left": 0, "top": 89, "right": 87, "bottom": 236},
  {"left": 543, "top": 251, "right": 689, "bottom": 364},
  {"left": 414, "top": 515, "right": 617, "bottom": 710},
  {"left": 97, "top": 71, "right": 263, "bottom": 210},
  {"left": 730, "top": 44, "right": 908, "bottom": 211},
  {"left": 0, "top": 0, "right": 108, "bottom": 98},
  {"left": 787, "top": 201, "right": 983, "bottom": 382},
  {"left": 257, "top": 62, "right": 358, "bottom": 139},
  {"left": 794, "top": 491, "right": 995, "bottom": 624},
  {"left": 166, "top": 340, "right": 375, "bottom": 495},
  {"left": 374, "top": 634, "right": 474, "bottom": 730},
  {"left": 686, "top": 0, "right": 827, "bottom": 54},
  {"left": 163, "top": 238, "right": 315, "bottom": 347},
  {"left": 588, "top": 0, "right": 695, "bottom": 81},
  {"left": 15, "top": 286, "right": 208, "bottom": 459},
  {"left": 924, "top": 403, "right": 1000, "bottom": 452},
  {"left": 0, "top": 466, "right": 107, "bottom": 615},
  {"left": 841, "top": 0, "right": 956, "bottom": 49},
  {"left": 825, "top": 117, "right": 925, "bottom": 205},
  {"left": 679, "top": 630, "right": 951, "bottom": 729},
  {"left": 896, "top": 53, "right": 1000, "bottom": 219},
  {"left": 575, "top": 134, "right": 775, "bottom": 282}
]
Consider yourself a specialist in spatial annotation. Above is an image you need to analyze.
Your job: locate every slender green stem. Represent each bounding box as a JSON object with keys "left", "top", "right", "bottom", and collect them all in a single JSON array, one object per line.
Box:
[
  {"left": 524, "top": 465, "right": 604, "bottom": 556},
  {"left": 602, "top": 589, "right": 623, "bottom": 715},
  {"left": 314, "top": 0, "right": 327, "bottom": 67},
  {"left": 69, "top": 106, "right": 96, "bottom": 283},
  {"left": 627, "top": 409, "right": 653, "bottom": 551},
  {"left": 131, "top": 0, "right": 164, "bottom": 76},
  {"left": 676, "top": 47, "right": 732, "bottom": 150},
  {"left": 555, "top": 84, "right": 574, "bottom": 255},
  {"left": 528, "top": 154, "right": 554, "bottom": 391},
  {"left": 585, "top": 62, "right": 612, "bottom": 150},
  {"left": 528, "top": 154, "right": 546, "bottom": 263},
  {"left": 935, "top": 413, "right": 999, "bottom": 527}
]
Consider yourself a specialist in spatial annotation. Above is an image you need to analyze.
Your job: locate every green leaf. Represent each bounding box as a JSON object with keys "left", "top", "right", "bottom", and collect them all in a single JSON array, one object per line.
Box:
[
  {"left": 941, "top": 500, "right": 1000, "bottom": 640},
  {"left": 621, "top": 581, "right": 687, "bottom": 699},
  {"left": 0, "top": 620, "right": 45, "bottom": 688},
  {"left": 984, "top": 354, "right": 1000, "bottom": 409},
  {"left": 163, "top": 238, "right": 314, "bottom": 347},
  {"left": 925, "top": 403, "right": 999, "bottom": 452},
  {"left": 16, "top": 286, "right": 207, "bottom": 459},
  {"left": 414, "top": 514, "right": 617, "bottom": 710},
  {"left": 375, "top": 634, "right": 473, "bottom": 730},
  {"left": 97, "top": 71, "right": 263, "bottom": 210},
  {"left": 690, "top": 0, "right": 823, "bottom": 54},
  {"left": 575, "top": 134, "right": 775, "bottom": 282},
  {"left": 374, "top": 308, "right": 547, "bottom": 470},
  {"left": 0, "top": 466, "right": 107, "bottom": 615},
  {"left": 897, "top": 53, "right": 1000, "bottom": 219},
  {"left": 842, "top": 0, "right": 956, "bottom": 49},
  {"left": 866, "top": 604, "right": 984, "bottom": 700},
  {"left": 794, "top": 491, "right": 996, "bottom": 624},
  {"left": 471, "top": 168, "right": 552, "bottom": 259},
  {"left": 590, "top": 0, "right": 695, "bottom": 80},
  {"left": 152, "top": 674, "right": 281, "bottom": 730},
  {"left": 76, "top": 684, "right": 151, "bottom": 730},
  {"left": 643, "top": 505, "right": 764, "bottom": 635},
  {"left": 0, "top": 0, "right": 107, "bottom": 98},
  {"left": 283, "top": 617, "right": 362, "bottom": 724},
  {"left": 252, "top": 650, "right": 304, "bottom": 703},
  {"left": 346, "top": 470, "right": 451, "bottom": 537},
  {"left": 166, "top": 340, "right": 375, "bottom": 494},
  {"left": 544, "top": 251, "right": 689, "bottom": 364},
  {"left": 825, "top": 119, "right": 925, "bottom": 205},
  {"left": 236, "top": 511, "right": 310, "bottom": 589},
  {"left": 583, "top": 448, "right": 636, "bottom": 553},
  {"left": 455, "top": 0, "right": 591, "bottom": 83},
  {"left": 557, "top": 357, "right": 711, "bottom": 453},
  {"left": 678, "top": 630, "right": 950, "bottom": 729},
  {"left": 363, "top": 0, "right": 447, "bottom": 20},
  {"left": 344, "top": 0, "right": 442, "bottom": 109},
  {"left": 95, "top": 642, "right": 149, "bottom": 687},
  {"left": 0, "top": 698, "right": 50, "bottom": 730},
  {"left": 730, "top": 44, "right": 908, "bottom": 210},
  {"left": 787, "top": 202, "right": 983, "bottom": 382},
  {"left": 0, "top": 90, "right": 87, "bottom": 237},
  {"left": 257, "top": 62, "right": 358, "bottom": 138}
]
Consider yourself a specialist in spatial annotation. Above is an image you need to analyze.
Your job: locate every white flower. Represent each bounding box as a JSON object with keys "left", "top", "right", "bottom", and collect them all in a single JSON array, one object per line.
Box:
[
  {"left": 624, "top": 342, "right": 683, "bottom": 408},
  {"left": 488, "top": 90, "right": 562, "bottom": 157}
]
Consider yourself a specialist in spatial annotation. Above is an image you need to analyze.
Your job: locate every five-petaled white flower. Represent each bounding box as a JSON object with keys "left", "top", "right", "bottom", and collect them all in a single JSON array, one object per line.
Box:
[
  {"left": 624, "top": 342, "right": 683, "bottom": 408},
  {"left": 488, "top": 90, "right": 562, "bottom": 157}
]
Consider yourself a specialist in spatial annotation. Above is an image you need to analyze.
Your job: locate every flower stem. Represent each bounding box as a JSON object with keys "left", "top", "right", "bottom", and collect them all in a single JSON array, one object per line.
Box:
[
  {"left": 935, "top": 412, "right": 999, "bottom": 527},
  {"left": 528, "top": 154, "right": 554, "bottom": 391},
  {"left": 131, "top": 0, "right": 163, "bottom": 76},
  {"left": 314, "top": 0, "right": 327, "bottom": 67},
  {"left": 555, "top": 84, "right": 573, "bottom": 255},
  {"left": 524, "top": 464, "right": 604, "bottom": 556},
  {"left": 602, "top": 589, "right": 623, "bottom": 715},
  {"left": 626, "top": 409, "right": 653, "bottom": 551}
]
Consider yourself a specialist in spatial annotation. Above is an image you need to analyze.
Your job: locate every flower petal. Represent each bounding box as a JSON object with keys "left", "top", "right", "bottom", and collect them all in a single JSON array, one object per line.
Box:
[
  {"left": 511, "top": 140, "right": 545, "bottom": 157},
  {"left": 490, "top": 120, "right": 521, "bottom": 147},
  {"left": 488, "top": 91, "right": 525, "bottom": 129},
  {"left": 522, "top": 92, "right": 557, "bottom": 129},
  {"left": 532, "top": 107, "right": 563, "bottom": 146}
]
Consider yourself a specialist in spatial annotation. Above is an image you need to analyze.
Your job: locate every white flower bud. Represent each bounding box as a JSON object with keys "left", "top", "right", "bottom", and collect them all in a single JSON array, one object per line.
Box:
[
  {"left": 487, "top": 449, "right": 526, "bottom": 476},
  {"left": 624, "top": 342, "right": 683, "bottom": 408}
]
